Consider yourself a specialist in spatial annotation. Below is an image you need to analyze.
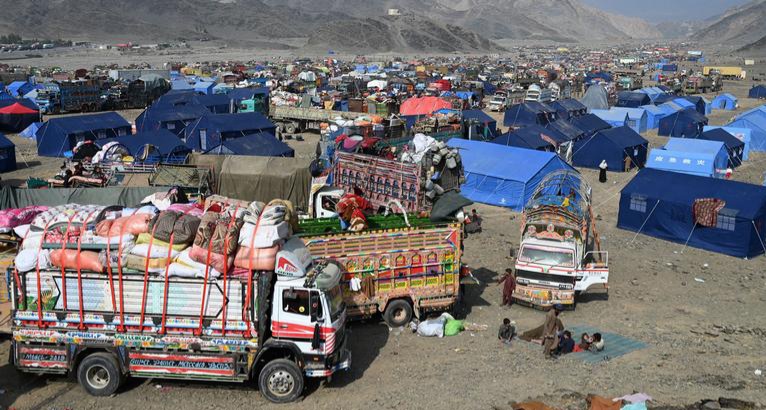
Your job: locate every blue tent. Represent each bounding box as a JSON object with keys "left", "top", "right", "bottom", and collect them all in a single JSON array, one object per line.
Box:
[
  {"left": 135, "top": 104, "right": 210, "bottom": 137},
  {"left": 658, "top": 108, "right": 708, "bottom": 138},
  {"left": 194, "top": 93, "right": 233, "bottom": 113},
  {"left": 704, "top": 125, "right": 751, "bottom": 160},
  {"left": 98, "top": 130, "right": 191, "bottom": 161},
  {"left": 20, "top": 121, "right": 42, "bottom": 140},
  {"left": 646, "top": 138, "right": 728, "bottom": 178},
  {"left": 727, "top": 107, "right": 766, "bottom": 152},
  {"left": 6, "top": 81, "right": 34, "bottom": 98},
  {"left": 581, "top": 84, "right": 609, "bottom": 111},
  {"left": 0, "top": 132, "right": 16, "bottom": 172},
  {"left": 228, "top": 87, "right": 269, "bottom": 105},
  {"left": 194, "top": 81, "right": 216, "bottom": 95},
  {"left": 491, "top": 124, "right": 568, "bottom": 152},
  {"left": 570, "top": 113, "right": 611, "bottom": 137},
  {"left": 36, "top": 112, "right": 132, "bottom": 157},
  {"left": 611, "top": 107, "right": 648, "bottom": 134},
  {"left": 680, "top": 96, "right": 707, "bottom": 115},
  {"left": 616, "top": 92, "right": 651, "bottom": 108},
  {"left": 503, "top": 102, "right": 556, "bottom": 128},
  {"left": 462, "top": 109, "right": 498, "bottom": 139},
  {"left": 591, "top": 109, "right": 629, "bottom": 128},
  {"left": 618, "top": 168, "right": 766, "bottom": 258},
  {"left": 447, "top": 138, "right": 575, "bottom": 210},
  {"left": 698, "top": 128, "right": 745, "bottom": 168},
  {"left": 749, "top": 85, "right": 766, "bottom": 99},
  {"left": 549, "top": 98, "right": 587, "bottom": 120},
  {"left": 656, "top": 101, "right": 683, "bottom": 116},
  {"left": 640, "top": 104, "right": 665, "bottom": 129},
  {"left": 183, "top": 112, "right": 276, "bottom": 152},
  {"left": 653, "top": 94, "right": 679, "bottom": 105},
  {"left": 170, "top": 78, "right": 193, "bottom": 90},
  {"left": 0, "top": 91, "right": 13, "bottom": 101},
  {"left": 573, "top": 126, "right": 648, "bottom": 172},
  {"left": 637, "top": 87, "right": 664, "bottom": 102},
  {"left": 546, "top": 120, "right": 585, "bottom": 142},
  {"left": 711, "top": 93, "right": 737, "bottom": 110},
  {"left": 204, "top": 132, "right": 294, "bottom": 157}
]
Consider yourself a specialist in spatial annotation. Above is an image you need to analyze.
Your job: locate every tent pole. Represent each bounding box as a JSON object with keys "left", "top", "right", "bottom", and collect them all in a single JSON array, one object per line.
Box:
[
  {"left": 629, "top": 199, "right": 660, "bottom": 245},
  {"left": 680, "top": 222, "right": 698, "bottom": 254},
  {"left": 752, "top": 221, "right": 766, "bottom": 256}
]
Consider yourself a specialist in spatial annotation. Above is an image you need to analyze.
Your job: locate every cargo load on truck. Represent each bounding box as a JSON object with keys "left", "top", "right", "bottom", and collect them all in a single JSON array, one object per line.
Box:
[
  {"left": 298, "top": 207, "right": 467, "bottom": 327},
  {"left": 7, "top": 196, "right": 350, "bottom": 403},
  {"left": 512, "top": 170, "right": 609, "bottom": 309}
]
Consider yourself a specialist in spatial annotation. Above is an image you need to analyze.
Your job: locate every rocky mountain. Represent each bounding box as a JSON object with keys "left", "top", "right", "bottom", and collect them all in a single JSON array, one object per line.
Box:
[
  {"left": 655, "top": 21, "right": 698, "bottom": 39},
  {"left": 307, "top": 14, "right": 499, "bottom": 53},
  {"left": 694, "top": 0, "right": 766, "bottom": 46},
  {"left": 264, "top": 0, "right": 660, "bottom": 41},
  {"left": 0, "top": 0, "right": 658, "bottom": 53}
]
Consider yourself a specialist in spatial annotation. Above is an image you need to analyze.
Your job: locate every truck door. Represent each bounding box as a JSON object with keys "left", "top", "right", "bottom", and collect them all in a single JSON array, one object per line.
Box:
[{"left": 273, "top": 287, "right": 327, "bottom": 354}]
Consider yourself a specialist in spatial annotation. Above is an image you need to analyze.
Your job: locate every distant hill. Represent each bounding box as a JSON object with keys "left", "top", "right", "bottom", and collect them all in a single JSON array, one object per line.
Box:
[
  {"left": 694, "top": 0, "right": 766, "bottom": 46},
  {"left": 0, "top": 0, "right": 659, "bottom": 53},
  {"left": 655, "top": 21, "right": 698, "bottom": 40}
]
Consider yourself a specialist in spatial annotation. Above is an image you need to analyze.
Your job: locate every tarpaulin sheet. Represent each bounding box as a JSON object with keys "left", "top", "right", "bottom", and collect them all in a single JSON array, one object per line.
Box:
[{"left": 0, "top": 185, "right": 166, "bottom": 209}]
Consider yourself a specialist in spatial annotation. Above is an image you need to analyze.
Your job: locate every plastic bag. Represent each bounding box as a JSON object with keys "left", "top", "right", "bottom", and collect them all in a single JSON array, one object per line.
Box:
[{"left": 444, "top": 319, "right": 464, "bottom": 336}]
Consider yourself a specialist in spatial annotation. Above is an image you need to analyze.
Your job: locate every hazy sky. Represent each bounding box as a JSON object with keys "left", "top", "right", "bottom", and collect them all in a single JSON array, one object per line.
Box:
[{"left": 582, "top": 0, "right": 751, "bottom": 22}]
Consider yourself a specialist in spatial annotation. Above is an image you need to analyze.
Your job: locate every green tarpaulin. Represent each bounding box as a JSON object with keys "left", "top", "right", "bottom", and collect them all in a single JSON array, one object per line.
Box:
[{"left": 0, "top": 185, "right": 166, "bottom": 209}]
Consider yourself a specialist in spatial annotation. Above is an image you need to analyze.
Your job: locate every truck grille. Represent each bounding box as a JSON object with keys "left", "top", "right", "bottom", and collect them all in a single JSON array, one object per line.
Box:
[{"left": 516, "top": 270, "right": 575, "bottom": 286}]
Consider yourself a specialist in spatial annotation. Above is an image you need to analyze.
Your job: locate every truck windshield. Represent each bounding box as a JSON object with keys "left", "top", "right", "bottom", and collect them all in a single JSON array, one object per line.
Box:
[
  {"left": 519, "top": 245, "right": 574, "bottom": 267},
  {"left": 327, "top": 286, "right": 345, "bottom": 322}
]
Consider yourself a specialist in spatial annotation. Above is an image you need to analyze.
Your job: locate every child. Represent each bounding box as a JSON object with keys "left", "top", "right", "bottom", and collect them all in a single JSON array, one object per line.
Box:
[
  {"left": 574, "top": 332, "right": 592, "bottom": 352},
  {"left": 591, "top": 332, "right": 605, "bottom": 352},
  {"left": 498, "top": 318, "right": 516, "bottom": 345}
]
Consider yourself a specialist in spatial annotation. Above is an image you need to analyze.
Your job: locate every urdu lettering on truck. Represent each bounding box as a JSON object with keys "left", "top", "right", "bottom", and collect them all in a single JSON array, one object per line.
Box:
[
  {"left": 9, "top": 197, "right": 349, "bottom": 404},
  {"left": 512, "top": 170, "right": 609, "bottom": 309}
]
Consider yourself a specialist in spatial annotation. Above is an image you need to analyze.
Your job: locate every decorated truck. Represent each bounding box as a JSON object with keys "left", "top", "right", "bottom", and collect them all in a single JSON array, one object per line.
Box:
[
  {"left": 298, "top": 213, "right": 464, "bottom": 327},
  {"left": 512, "top": 170, "right": 609, "bottom": 309},
  {"left": 8, "top": 201, "right": 350, "bottom": 403}
]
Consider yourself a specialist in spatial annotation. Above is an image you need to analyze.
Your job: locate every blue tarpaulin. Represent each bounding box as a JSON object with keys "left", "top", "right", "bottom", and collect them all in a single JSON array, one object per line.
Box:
[
  {"left": 503, "top": 102, "right": 556, "bottom": 127},
  {"left": 447, "top": 138, "right": 575, "bottom": 210},
  {"left": 573, "top": 126, "right": 648, "bottom": 171},
  {"left": 36, "top": 112, "right": 132, "bottom": 157},
  {"left": 646, "top": 138, "right": 728, "bottom": 178},
  {"left": 618, "top": 168, "right": 766, "bottom": 258},
  {"left": 712, "top": 93, "right": 738, "bottom": 110}
]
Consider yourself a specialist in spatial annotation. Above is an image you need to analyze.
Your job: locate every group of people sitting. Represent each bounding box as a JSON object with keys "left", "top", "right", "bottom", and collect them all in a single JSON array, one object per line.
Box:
[
  {"left": 47, "top": 161, "right": 108, "bottom": 188},
  {"left": 554, "top": 330, "right": 605, "bottom": 355}
]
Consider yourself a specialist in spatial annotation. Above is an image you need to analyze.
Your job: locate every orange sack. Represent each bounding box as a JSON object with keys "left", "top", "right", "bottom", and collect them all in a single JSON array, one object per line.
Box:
[
  {"left": 233, "top": 245, "right": 280, "bottom": 271},
  {"left": 96, "top": 213, "right": 152, "bottom": 237},
  {"left": 50, "top": 249, "right": 104, "bottom": 273}
]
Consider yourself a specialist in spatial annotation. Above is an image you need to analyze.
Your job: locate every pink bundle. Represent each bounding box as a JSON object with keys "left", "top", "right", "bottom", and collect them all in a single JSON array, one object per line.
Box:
[
  {"left": 0, "top": 205, "right": 48, "bottom": 230},
  {"left": 188, "top": 244, "right": 234, "bottom": 275}
]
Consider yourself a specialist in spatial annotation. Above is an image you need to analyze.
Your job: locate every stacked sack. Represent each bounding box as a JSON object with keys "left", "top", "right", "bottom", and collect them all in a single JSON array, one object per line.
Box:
[
  {"left": 125, "top": 210, "right": 201, "bottom": 274},
  {"left": 234, "top": 200, "right": 296, "bottom": 272}
]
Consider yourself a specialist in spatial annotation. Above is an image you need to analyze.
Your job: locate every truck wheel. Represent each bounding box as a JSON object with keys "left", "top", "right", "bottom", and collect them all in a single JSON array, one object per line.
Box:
[
  {"left": 77, "top": 352, "right": 124, "bottom": 397},
  {"left": 284, "top": 122, "right": 297, "bottom": 134},
  {"left": 258, "top": 359, "right": 304, "bottom": 404},
  {"left": 384, "top": 299, "right": 413, "bottom": 327}
]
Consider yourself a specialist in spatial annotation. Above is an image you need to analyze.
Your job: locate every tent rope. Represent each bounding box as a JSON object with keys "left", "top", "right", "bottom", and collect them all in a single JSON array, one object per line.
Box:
[
  {"left": 680, "top": 222, "right": 698, "bottom": 254},
  {"left": 629, "top": 199, "right": 660, "bottom": 245},
  {"left": 752, "top": 221, "right": 766, "bottom": 256}
]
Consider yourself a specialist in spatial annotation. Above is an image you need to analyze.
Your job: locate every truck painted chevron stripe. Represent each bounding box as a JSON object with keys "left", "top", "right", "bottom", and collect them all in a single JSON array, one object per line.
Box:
[{"left": 271, "top": 321, "right": 337, "bottom": 352}]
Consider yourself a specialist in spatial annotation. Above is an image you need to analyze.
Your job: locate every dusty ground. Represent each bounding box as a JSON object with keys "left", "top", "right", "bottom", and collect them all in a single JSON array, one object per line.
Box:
[{"left": 1, "top": 76, "right": 766, "bottom": 409}]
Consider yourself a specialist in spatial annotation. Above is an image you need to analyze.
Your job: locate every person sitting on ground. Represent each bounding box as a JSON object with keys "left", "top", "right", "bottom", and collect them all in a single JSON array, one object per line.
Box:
[
  {"left": 591, "top": 332, "right": 605, "bottom": 352},
  {"left": 465, "top": 208, "right": 482, "bottom": 234},
  {"left": 556, "top": 330, "right": 575, "bottom": 355},
  {"left": 498, "top": 318, "right": 516, "bottom": 345},
  {"left": 574, "top": 332, "right": 592, "bottom": 352}
]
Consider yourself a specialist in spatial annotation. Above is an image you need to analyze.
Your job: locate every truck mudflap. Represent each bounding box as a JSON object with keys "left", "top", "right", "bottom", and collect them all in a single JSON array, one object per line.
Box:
[{"left": 304, "top": 348, "right": 351, "bottom": 378}]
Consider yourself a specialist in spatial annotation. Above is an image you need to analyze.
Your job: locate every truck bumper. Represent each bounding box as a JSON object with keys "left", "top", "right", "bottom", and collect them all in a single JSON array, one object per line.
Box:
[
  {"left": 304, "top": 348, "right": 351, "bottom": 378},
  {"left": 512, "top": 286, "right": 575, "bottom": 307}
]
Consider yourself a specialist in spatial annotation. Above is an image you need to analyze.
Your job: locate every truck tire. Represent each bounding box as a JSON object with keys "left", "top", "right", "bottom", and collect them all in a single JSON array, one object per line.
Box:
[
  {"left": 77, "top": 352, "right": 124, "bottom": 397},
  {"left": 383, "top": 299, "right": 413, "bottom": 328},
  {"left": 284, "top": 122, "right": 297, "bottom": 134},
  {"left": 258, "top": 359, "right": 304, "bottom": 404}
]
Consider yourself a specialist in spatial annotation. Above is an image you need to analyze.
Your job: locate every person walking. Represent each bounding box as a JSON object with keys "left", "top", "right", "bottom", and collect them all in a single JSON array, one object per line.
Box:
[
  {"left": 599, "top": 159, "right": 608, "bottom": 183},
  {"left": 498, "top": 268, "right": 516, "bottom": 307}
]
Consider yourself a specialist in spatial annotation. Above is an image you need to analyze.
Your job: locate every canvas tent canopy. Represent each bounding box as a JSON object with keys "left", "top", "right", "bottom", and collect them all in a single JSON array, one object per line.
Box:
[
  {"left": 680, "top": 96, "right": 707, "bottom": 116},
  {"left": 711, "top": 93, "right": 738, "bottom": 110},
  {"left": 0, "top": 99, "right": 39, "bottom": 132},
  {"left": 36, "top": 112, "right": 132, "bottom": 157},
  {"left": 580, "top": 84, "right": 609, "bottom": 111},
  {"left": 570, "top": 113, "right": 611, "bottom": 137},
  {"left": 572, "top": 126, "right": 648, "bottom": 172},
  {"left": 447, "top": 138, "right": 575, "bottom": 210},
  {"left": 20, "top": 122, "right": 42, "bottom": 140},
  {"left": 726, "top": 106, "right": 766, "bottom": 152},
  {"left": 549, "top": 98, "right": 587, "bottom": 120},
  {"left": 183, "top": 112, "right": 277, "bottom": 152},
  {"left": 640, "top": 104, "right": 665, "bottom": 129},
  {"left": 546, "top": 119, "right": 585, "bottom": 142},
  {"left": 749, "top": 85, "right": 766, "bottom": 99},
  {"left": 618, "top": 168, "right": 766, "bottom": 258},
  {"left": 616, "top": 92, "right": 651, "bottom": 108},
  {"left": 491, "top": 124, "right": 568, "bottom": 152},
  {"left": 590, "top": 109, "right": 629, "bottom": 128},
  {"left": 698, "top": 128, "right": 745, "bottom": 168},
  {"left": 704, "top": 125, "right": 751, "bottom": 160},
  {"left": 97, "top": 129, "right": 191, "bottom": 162},
  {"left": 646, "top": 137, "right": 728, "bottom": 178},
  {"left": 658, "top": 108, "right": 708, "bottom": 138},
  {"left": 399, "top": 96, "right": 451, "bottom": 116},
  {"left": 0, "top": 132, "right": 16, "bottom": 172},
  {"left": 503, "top": 102, "right": 556, "bottom": 128},
  {"left": 204, "top": 131, "right": 294, "bottom": 157},
  {"left": 135, "top": 104, "right": 210, "bottom": 136},
  {"left": 611, "top": 107, "right": 648, "bottom": 134}
]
